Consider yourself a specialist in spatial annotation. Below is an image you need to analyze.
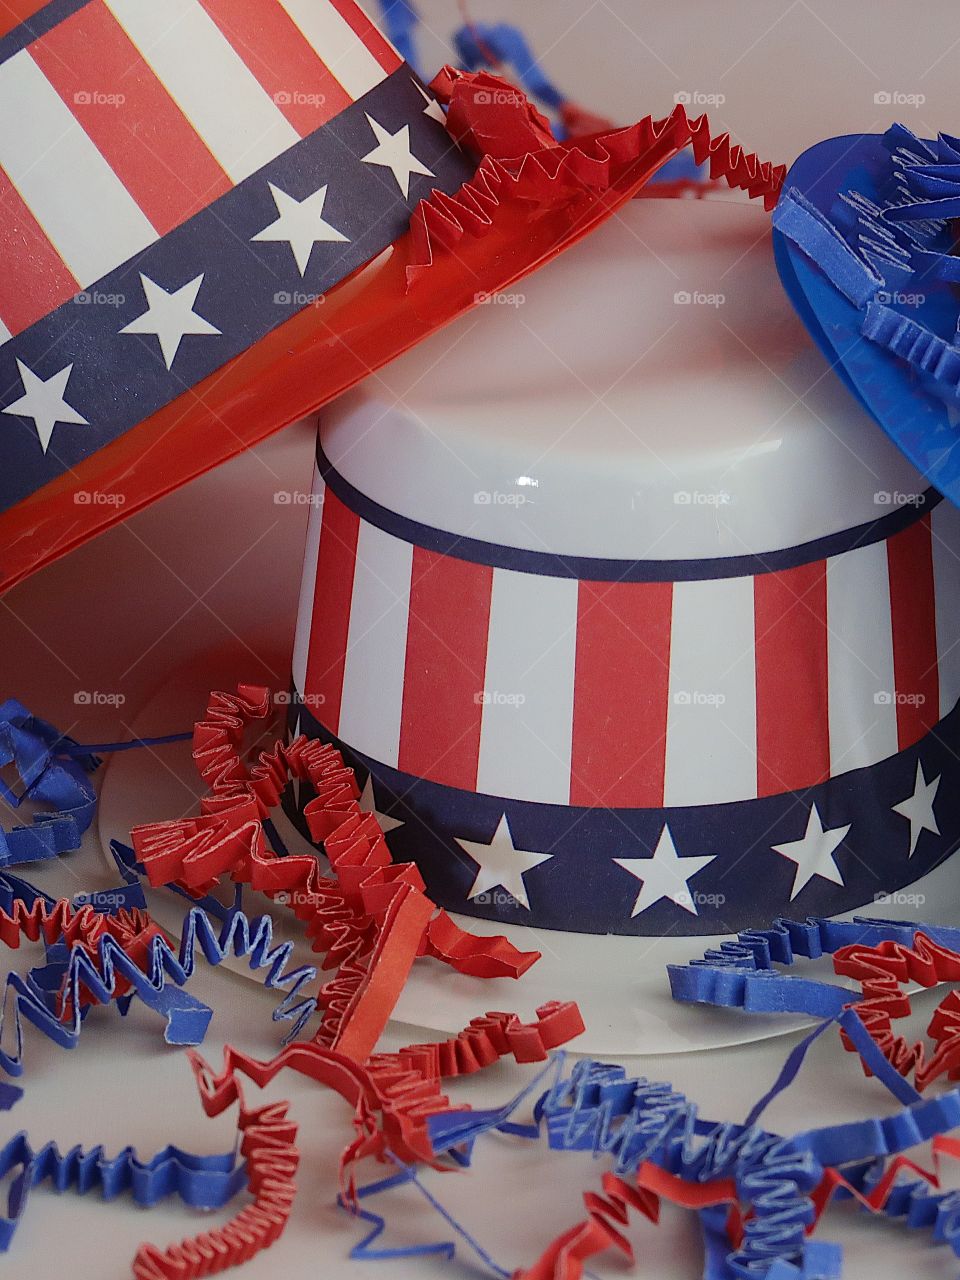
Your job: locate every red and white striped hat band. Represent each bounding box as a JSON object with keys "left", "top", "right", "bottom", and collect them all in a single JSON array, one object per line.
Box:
[
  {"left": 294, "top": 449, "right": 960, "bottom": 811},
  {"left": 0, "top": 0, "right": 404, "bottom": 341}
]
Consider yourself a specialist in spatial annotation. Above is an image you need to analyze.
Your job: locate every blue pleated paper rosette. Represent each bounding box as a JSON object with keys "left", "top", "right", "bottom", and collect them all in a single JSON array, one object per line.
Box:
[{"left": 773, "top": 124, "right": 960, "bottom": 506}]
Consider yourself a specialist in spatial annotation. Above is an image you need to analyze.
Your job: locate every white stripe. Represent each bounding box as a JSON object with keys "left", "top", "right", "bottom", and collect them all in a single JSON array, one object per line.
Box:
[
  {"left": 104, "top": 0, "right": 299, "bottom": 183},
  {"left": 0, "top": 314, "right": 10, "bottom": 346},
  {"left": 933, "top": 501, "right": 960, "bottom": 718},
  {"left": 292, "top": 467, "right": 325, "bottom": 696},
  {"left": 337, "top": 519, "right": 412, "bottom": 767},
  {"left": 277, "top": 0, "right": 388, "bottom": 99},
  {"left": 826, "top": 542, "right": 898, "bottom": 771},
  {"left": 663, "top": 577, "right": 757, "bottom": 806},
  {"left": 476, "top": 569, "right": 577, "bottom": 804},
  {"left": 0, "top": 51, "right": 155, "bottom": 285}
]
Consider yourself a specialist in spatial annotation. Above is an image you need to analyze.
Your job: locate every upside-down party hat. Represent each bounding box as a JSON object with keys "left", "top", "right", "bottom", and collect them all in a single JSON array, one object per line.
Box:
[{"left": 0, "top": 0, "right": 784, "bottom": 595}]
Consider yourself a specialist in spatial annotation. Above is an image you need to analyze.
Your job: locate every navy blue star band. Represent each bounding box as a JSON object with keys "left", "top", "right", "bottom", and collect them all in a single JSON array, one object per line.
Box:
[{"left": 285, "top": 698, "right": 960, "bottom": 937}]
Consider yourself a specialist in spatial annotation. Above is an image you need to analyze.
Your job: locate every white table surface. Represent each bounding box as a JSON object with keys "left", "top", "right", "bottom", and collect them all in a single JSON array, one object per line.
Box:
[{"left": 3, "top": 2, "right": 960, "bottom": 1276}]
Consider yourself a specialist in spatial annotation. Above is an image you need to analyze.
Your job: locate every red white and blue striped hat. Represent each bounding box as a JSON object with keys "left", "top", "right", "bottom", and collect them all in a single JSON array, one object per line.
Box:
[
  {"left": 286, "top": 195, "right": 960, "bottom": 940},
  {"left": 0, "top": 0, "right": 784, "bottom": 594},
  {"left": 0, "top": 0, "right": 473, "bottom": 590}
]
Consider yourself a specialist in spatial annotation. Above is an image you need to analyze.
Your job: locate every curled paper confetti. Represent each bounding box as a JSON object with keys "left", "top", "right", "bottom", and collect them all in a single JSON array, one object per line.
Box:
[
  {"left": 834, "top": 931, "right": 960, "bottom": 1093},
  {"left": 131, "top": 685, "right": 542, "bottom": 1061},
  {"left": 133, "top": 1051, "right": 299, "bottom": 1280},
  {"left": 0, "top": 871, "right": 179, "bottom": 1076},
  {"left": 75, "top": 896, "right": 318, "bottom": 1046},
  {"left": 0, "top": 687, "right": 585, "bottom": 1274},
  {"left": 102, "top": 848, "right": 320, "bottom": 1044},
  {"left": 394, "top": 73, "right": 788, "bottom": 317},
  {"left": 671, "top": 915, "right": 960, "bottom": 1097},
  {"left": 422, "top": 1054, "right": 960, "bottom": 1280},
  {"left": 0, "top": 1130, "right": 244, "bottom": 1254},
  {"left": 0, "top": 699, "right": 98, "bottom": 867}
]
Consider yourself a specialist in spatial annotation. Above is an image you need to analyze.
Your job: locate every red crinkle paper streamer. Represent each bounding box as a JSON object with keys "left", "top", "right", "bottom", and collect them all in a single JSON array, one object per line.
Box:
[
  {"left": 131, "top": 998, "right": 585, "bottom": 1275},
  {"left": 133, "top": 1051, "right": 300, "bottom": 1279},
  {"left": 516, "top": 1164, "right": 743, "bottom": 1280},
  {"left": 834, "top": 931, "right": 960, "bottom": 1091},
  {"left": 0, "top": 893, "right": 165, "bottom": 1010},
  {"left": 131, "top": 685, "right": 542, "bottom": 1062},
  {"left": 405, "top": 69, "right": 785, "bottom": 292},
  {"left": 126, "top": 686, "right": 584, "bottom": 1275}
]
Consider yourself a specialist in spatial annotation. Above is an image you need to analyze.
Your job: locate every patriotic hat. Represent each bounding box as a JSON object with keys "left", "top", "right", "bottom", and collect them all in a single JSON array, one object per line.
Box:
[
  {"left": 285, "top": 194, "right": 960, "bottom": 940},
  {"left": 773, "top": 124, "right": 960, "bottom": 508},
  {"left": 0, "top": 1, "right": 783, "bottom": 596}
]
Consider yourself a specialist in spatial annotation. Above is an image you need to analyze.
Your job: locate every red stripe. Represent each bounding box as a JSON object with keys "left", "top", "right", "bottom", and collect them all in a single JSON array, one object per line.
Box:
[
  {"left": 570, "top": 580, "right": 672, "bottom": 807},
  {"left": 197, "top": 0, "right": 351, "bottom": 135},
  {"left": 0, "top": 166, "right": 77, "bottom": 334},
  {"left": 326, "top": 0, "right": 403, "bottom": 73},
  {"left": 31, "top": 1, "right": 230, "bottom": 236},
  {"left": 754, "top": 561, "right": 830, "bottom": 796},
  {"left": 304, "top": 491, "right": 359, "bottom": 733},
  {"left": 398, "top": 548, "right": 492, "bottom": 790},
  {"left": 887, "top": 514, "right": 940, "bottom": 749}
]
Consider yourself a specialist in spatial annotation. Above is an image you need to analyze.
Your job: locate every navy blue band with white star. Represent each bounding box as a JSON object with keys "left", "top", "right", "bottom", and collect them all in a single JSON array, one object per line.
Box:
[
  {"left": 0, "top": 64, "right": 474, "bottom": 514},
  {"left": 285, "top": 697, "right": 960, "bottom": 936}
]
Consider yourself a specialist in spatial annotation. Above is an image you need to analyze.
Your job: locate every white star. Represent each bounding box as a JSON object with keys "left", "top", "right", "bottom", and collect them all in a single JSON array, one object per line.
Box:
[
  {"left": 120, "top": 273, "right": 220, "bottom": 369},
  {"left": 892, "top": 760, "right": 940, "bottom": 856},
  {"left": 455, "top": 814, "right": 552, "bottom": 911},
  {"left": 771, "top": 804, "right": 850, "bottom": 900},
  {"left": 614, "top": 825, "right": 716, "bottom": 917},
  {"left": 359, "top": 773, "right": 404, "bottom": 835},
  {"left": 251, "top": 181, "right": 348, "bottom": 276},
  {"left": 361, "top": 113, "right": 434, "bottom": 198},
  {"left": 412, "top": 77, "right": 446, "bottom": 124},
  {"left": 3, "top": 359, "right": 88, "bottom": 454}
]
